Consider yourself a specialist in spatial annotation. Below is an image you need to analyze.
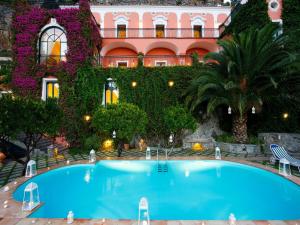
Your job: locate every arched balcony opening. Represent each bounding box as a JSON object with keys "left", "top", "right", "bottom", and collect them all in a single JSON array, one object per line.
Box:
[
  {"left": 186, "top": 47, "right": 209, "bottom": 65},
  {"left": 144, "top": 48, "right": 177, "bottom": 67},
  {"left": 102, "top": 48, "right": 138, "bottom": 68}
]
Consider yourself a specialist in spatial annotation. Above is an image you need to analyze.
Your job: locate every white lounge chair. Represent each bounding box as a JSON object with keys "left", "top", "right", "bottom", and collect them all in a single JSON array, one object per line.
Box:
[{"left": 270, "top": 144, "right": 300, "bottom": 172}]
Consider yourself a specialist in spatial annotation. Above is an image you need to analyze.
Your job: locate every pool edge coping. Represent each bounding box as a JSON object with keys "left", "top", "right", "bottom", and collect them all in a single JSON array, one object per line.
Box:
[{"left": 1, "top": 156, "right": 300, "bottom": 223}]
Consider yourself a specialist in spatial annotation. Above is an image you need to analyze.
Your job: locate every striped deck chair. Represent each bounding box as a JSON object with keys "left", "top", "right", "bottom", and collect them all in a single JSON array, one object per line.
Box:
[{"left": 270, "top": 144, "right": 300, "bottom": 172}]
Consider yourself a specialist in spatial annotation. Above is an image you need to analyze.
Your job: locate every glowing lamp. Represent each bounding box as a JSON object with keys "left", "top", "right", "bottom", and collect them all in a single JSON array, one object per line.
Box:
[
  {"left": 131, "top": 81, "right": 137, "bottom": 88},
  {"left": 252, "top": 106, "right": 255, "bottom": 114},
  {"left": 112, "top": 130, "right": 116, "bottom": 139},
  {"left": 84, "top": 115, "right": 91, "bottom": 122},
  {"left": 192, "top": 143, "right": 204, "bottom": 151},
  {"left": 228, "top": 106, "right": 232, "bottom": 115},
  {"left": 168, "top": 80, "right": 174, "bottom": 87},
  {"left": 103, "top": 139, "right": 113, "bottom": 151},
  {"left": 283, "top": 113, "right": 289, "bottom": 119}
]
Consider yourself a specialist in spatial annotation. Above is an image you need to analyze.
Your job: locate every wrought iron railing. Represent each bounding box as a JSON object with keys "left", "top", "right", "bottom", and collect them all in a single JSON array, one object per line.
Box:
[
  {"left": 90, "top": 0, "right": 226, "bottom": 6},
  {"left": 27, "top": 0, "right": 228, "bottom": 7},
  {"left": 101, "top": 28, "right": 219, "bottom": 39},
  {"left": 99, "top": 55, "right": 198, "bottom": 67}
]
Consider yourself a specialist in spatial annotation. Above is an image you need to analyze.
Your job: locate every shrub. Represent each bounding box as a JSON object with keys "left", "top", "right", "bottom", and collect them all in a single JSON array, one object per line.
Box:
[
  {"left": 92, "top": 103, "right": 148, "bottom": 143},
  {"left": 84, "top": 134, "right": 100, "bottom": 152},
  {"left": 163, "top": 105, "right": 197, "bottom": 144},
  {"left": 215, "top": 133, "right": 262, "bottom": 145}
]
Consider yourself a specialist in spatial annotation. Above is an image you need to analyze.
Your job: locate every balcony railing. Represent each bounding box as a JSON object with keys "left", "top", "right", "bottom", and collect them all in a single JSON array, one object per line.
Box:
[
  {"left": 101, "top": 28, "right": 219, "bottom": 39},
  {"left": 100, "top": 55, "right": 197, "bottom": 67}
]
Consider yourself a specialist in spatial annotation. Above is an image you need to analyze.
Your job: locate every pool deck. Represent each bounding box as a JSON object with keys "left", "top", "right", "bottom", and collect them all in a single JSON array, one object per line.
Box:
[{"left": 0, "top": 154, "right": 300, "bottom": 225}]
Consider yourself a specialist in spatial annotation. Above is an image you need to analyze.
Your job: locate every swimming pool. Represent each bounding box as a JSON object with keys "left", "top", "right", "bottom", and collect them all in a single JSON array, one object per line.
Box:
[{"left": 13, "top": 160, "right": 300, "bottom": 220}]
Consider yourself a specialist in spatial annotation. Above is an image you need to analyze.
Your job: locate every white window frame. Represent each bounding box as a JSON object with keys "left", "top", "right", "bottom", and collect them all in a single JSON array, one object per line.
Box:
[
  {"left": 102, "top": 78, "right": 119, "bottom": 106},
  {"left": 153, "top": 15, "right": 168, "bottom": 38},
  {"left": 116, "top": 61, "right": 128, "bottom": 68},
  {"left": 114, "top": 15, "right": 129, "bottom": 38},
  {"left": 269, "top": 0, "right": 280, "bottom": 12},
  {"left": 155, "top": 60, "right": 167, "bottom": 67},
  {"left": 191, "top": 16, "right": 205, "bottom": 38},
  {"left": 41, "top": 78, "right": 59, "bottom": 101},
  {"left": 38, "top": 18, "right": 67, "bottom": 63}
]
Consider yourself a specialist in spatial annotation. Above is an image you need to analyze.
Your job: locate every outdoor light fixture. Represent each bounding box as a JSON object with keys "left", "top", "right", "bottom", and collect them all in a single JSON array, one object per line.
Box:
[
  {"left": 112, "top": 130, "right": 116, "bottom": 139},
  {"left": 283, "top": 112, "right": 289, "bottom": 119},
  {"left": 252, "top": 106, "right": 255, "bottom": 114},
  {"left": 279, "top": 158, "right": 291, "bottom": 176},
  {"left": 215, "top": 146, "right": 221, "bottom": 160},
  {"left": 67, "top": 211, "right": 74, "bottom": 224},
  {"left": 84, "top": 115, "right": 91, "bottom": 122},
  {"left": 131, "top": 81, "right": 137, "bottom": 88},
  {"left": 228, "top": 106, "right": 232, "bottom": 114},
  {"left": 168, "top": 80, "right": 174, "bottom": 87}
]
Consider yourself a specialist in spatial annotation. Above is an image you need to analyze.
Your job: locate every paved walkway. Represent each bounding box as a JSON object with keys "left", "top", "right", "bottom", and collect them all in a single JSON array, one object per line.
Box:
[{"left": 0, "top": 148, "right": 299, "bottom": 187}]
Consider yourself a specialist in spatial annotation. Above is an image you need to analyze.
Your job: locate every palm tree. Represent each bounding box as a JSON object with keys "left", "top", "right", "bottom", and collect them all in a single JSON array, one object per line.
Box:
[{"left": 185, "top": 24, "right": 295, "bottom": 143}]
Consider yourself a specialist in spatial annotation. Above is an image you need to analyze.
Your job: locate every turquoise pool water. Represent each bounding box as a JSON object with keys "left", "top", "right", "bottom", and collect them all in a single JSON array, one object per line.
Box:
[{"left": 13, "top": 160, "right": 300, "bottom": 220}]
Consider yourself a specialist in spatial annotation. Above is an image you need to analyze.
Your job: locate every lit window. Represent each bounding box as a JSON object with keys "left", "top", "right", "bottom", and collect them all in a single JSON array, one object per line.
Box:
[
  {"left": 156, "top": 25, "right": 165, "bottom": 38},
  {"left": 117, "top": 25, "right": 126, "bottom": 38},
  {"left": 105, "top": 78, "right": 119, "bottom": 105},
  {"left": 46, "top": 81, "right": 59, "bottom": 99},
  {"left": 117, "top": 61, "right": 128, "bottom": 68},
  {"left": 193, "top": 25, "right": 202, "bottom": 38},
  {"left": 39, "top": 26, "right": 67, "bottom": 64},
  {"left": 155, "top": 61, "right": 167, "bottom": 67}
]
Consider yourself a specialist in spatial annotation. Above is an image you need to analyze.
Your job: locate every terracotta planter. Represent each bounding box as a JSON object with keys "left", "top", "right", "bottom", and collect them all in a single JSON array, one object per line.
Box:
[
  {"left": 124, "top": 143, "right": 130, "bottom": 150},
  {"left": 0, "top": 152, "right": 6, "bottom": 163}
]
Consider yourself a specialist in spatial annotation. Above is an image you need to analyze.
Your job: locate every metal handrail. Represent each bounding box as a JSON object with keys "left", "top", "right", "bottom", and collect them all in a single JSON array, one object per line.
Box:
[{"left": 101, "top": 28, "right": 220, "bottom": 38}]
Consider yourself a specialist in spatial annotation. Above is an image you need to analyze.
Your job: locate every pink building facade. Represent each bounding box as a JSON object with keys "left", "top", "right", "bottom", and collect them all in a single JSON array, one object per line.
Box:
[
  {"left": 91, "top": 5, "right": 231, "bottom": 67},
  {"left": 89, "top": 0, "right": 282, "bottom": 68}
]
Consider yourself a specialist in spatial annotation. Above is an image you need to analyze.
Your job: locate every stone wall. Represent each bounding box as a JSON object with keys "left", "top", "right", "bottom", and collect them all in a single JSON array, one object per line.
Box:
[
  {"left": 258, "top": 133, "right": 300, "bottom": 154},
  {"left": 182, "top": 116, "right": 224, "bottom": 149}
]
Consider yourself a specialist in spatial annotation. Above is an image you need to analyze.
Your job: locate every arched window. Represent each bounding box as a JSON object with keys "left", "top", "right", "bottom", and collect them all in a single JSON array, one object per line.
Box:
[
  {"left": 104, "top": 78, "right": 119, "bottom": 105},
  {"left": 39, "top": 26, "right": 67, "bottom": 64}
]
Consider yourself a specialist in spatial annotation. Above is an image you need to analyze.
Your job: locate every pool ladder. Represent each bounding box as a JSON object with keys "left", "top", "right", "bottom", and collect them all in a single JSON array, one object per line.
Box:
[
  {"left": 157, "top": 163, "right": 168, "bottom": 173},
  {"left": 156, "top": 145, "right": 168, "bottom": 173}
]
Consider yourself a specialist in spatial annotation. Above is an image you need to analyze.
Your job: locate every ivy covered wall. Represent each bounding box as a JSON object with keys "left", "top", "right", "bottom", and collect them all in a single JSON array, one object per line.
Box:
[
  {"left": 223, "top": 0, "right": 270, "bottom": 35},
  {"left": 282, "top": 0, "right": 300, "bottom": 53},
  {"left": 11, "top": 0, "right": 100, "bottom": 96}
]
